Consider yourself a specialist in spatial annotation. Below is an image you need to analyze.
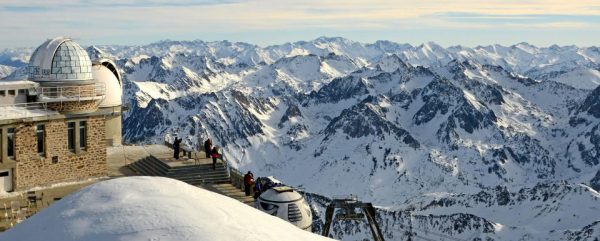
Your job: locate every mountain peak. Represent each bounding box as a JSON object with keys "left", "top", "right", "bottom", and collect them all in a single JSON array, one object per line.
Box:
[{"left": 313, "top": 36, "right": 351, "bottom": 43}]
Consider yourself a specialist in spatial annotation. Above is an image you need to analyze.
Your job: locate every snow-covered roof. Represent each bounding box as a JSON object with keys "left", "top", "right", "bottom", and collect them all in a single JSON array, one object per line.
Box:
[
  {"left": 0, "top": 177, "right": 334, "bottom": 241},
  {"left": 0, "top": 80, "right": 37, "bottom": 89},
  {"left": 259, "top": 186, "right": 304, "bottom": 203},
  {"left": 0, "top": 104, "right": 58, "bottom": 120},
  {"left": 28, "top": 37, "right": 93, "bottom": 82}
]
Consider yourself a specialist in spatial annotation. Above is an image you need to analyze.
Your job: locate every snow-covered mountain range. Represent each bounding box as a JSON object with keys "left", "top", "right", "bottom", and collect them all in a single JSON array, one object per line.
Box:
[{"left": 2, "top": 37, "right": 600, "bottom": 240}]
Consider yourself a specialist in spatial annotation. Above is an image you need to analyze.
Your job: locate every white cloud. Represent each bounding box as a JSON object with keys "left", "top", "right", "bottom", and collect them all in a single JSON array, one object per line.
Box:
[{"left": 0, "top": 0, "right": 598, "bottom": 48}]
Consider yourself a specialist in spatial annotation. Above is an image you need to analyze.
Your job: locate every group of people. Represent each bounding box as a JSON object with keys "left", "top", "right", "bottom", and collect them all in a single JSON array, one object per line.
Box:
[
  {"left": 172, "top": 137, "right": 222, "bottom": 170},
  {"left": 243, "top": 171, "right": 280, "bottom": 199},
  {"left": 203, "top": 138, "right": 221, "bottom": 169},
  {"left": 172, "top": 136, "right": 275, "bottom": 199}
]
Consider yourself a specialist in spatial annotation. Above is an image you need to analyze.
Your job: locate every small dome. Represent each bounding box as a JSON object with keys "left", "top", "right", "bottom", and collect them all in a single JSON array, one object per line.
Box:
[
  {"left": 92, "top": 62, "right": 122, "bottom": 107},
  {"left": 28, "top": 37, "right": 93, "bottom": 82}
]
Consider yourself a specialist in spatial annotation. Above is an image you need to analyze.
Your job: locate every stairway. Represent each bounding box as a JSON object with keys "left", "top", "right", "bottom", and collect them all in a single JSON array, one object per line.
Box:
[
  {"left": 128, "top": 148, "right": 254, "bottom": 205},
  {"left": 205, "top": 183, "right": 256, "bottom": 205},
  {"left": 129, "top": 155, "right": 230, "bottom": 185}
]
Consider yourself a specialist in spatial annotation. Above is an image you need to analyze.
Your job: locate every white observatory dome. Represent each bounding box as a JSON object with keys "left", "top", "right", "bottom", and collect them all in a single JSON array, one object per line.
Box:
[
  {"left": 28, "top": 37, "right": 93, "bottom": 82},
  {"left": 256, "top": 186, "right": 312, "bottom": 231},
  {"left": 92, "top": 59, "right": 122, "bottom": 107}
]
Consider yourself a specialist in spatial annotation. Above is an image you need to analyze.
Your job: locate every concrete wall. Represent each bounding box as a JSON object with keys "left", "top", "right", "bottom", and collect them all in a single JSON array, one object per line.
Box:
[
  {"left": 0, "top": 89, "right": 29, "bottom": 105},
  {"left": 105, "top": 114, "right": 122, "bottom": 146},
  {"left": 7, "top": 116, "right": 107, "bottom": 190}
]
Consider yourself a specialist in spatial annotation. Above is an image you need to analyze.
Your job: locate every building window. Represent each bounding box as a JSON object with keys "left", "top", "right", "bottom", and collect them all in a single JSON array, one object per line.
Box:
[
  {"left": 79, "top": 121, "right": 86, "bottom": 150},
  {"left": 18, "top": 89, "right": 26, "bottom": 95},
  {"left": 0, "top": 90, "right": 5, "bottom": 96},
  {"left": 37, "top": 124, "right": 45, "bottom": 155},
  {"left": 7, "top": 128, "right": 15, "bottom": 158},
  {"left": 67, "top": 122, "right": 75, "bottom": 152},
  {"left": 7, "top": 90, "right": 15, "bottom": 96}
]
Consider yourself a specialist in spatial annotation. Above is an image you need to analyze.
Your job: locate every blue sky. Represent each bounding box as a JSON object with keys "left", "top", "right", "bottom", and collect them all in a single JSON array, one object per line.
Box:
[{"left": 0, "top": 0, "right": 598, "bottom": 48}]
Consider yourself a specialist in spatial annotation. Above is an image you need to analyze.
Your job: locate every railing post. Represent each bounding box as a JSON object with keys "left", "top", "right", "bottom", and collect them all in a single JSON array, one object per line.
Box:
[{"left": 224, "top": 157, "right": 231, "bottom": 179}]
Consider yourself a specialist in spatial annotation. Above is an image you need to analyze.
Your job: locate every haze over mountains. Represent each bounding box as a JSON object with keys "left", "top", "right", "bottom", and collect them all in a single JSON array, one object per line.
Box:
[{"left": 2, "top": 37, "right": 600, "bottom": 240}]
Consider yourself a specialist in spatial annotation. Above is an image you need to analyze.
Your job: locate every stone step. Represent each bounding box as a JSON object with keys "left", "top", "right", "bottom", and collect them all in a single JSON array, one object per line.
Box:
[
  {"left": 138, "top": 153, "right": 248, "bottom": 198},
  {"left": 202, "top": 178, "right": 232, "bottom": 184},
  {"left": 206, "top": 183, "right": 256, "bottom": 205},
  {"left": 170, "top": 163, "right": 225, "bottom": 169},
  {"left": 167, "top": 169, "right": 228, "bottom": 177},
  {"left": 146, "top": 156, "right": 171, "bottom": 171},
  {"left": 170, "top": 174, "right": 229, "bottom": 181},
  {"left": 130, "top": 160, "right": 164, "bottom": 176},
  {"left": 170, "top": 174, "right": 230, "bottom": 183},
  {"left": 144, "top": 161, "right": 168, "bottom": 176},
  {"left": 140, "top": 157, "right": 169, "bottom": 174},
  {"left": 167, "top": 167, "right": 227, "bottom": 175}
]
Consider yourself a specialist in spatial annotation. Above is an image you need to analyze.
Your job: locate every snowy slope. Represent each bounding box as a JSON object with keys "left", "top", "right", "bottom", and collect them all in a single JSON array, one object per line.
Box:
[{"left": 0, "top": 177, "right": 334, "bottom": 241}]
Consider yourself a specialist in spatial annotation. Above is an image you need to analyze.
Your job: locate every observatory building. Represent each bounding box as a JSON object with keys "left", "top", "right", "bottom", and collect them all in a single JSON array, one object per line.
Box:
[{"left": 0, "top": 37, "right": 123, "bottom": 192}]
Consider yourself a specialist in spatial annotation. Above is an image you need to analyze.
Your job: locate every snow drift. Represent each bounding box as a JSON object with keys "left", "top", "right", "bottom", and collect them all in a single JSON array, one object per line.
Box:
[{"left": 0, "top": 177, "right": 333, "bottom": 241}]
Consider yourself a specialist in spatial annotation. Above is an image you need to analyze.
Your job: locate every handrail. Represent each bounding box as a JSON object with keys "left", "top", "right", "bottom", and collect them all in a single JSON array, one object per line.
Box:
[{"left": 37, "top": 83, "right": 106, "bottom": 101}]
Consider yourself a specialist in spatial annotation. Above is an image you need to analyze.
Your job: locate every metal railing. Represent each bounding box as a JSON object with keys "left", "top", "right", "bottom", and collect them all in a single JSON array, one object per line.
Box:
[
  {"left": 0, "top": 102, "right": 55, "bottom": 120},
  {"left": 225, "top": 160, "right": 245, "bottom": 190},
  {"left": 37, "top": 83, "right": 105, "bottom": 102}
]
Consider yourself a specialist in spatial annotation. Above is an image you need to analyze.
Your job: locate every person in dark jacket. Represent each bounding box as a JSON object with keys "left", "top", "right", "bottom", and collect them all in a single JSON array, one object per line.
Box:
[
  {"left": 253, "top": 177, "right": 274, "bottom": 199},
  {"left": 211, "top": 146, "right": 221, "bottom": 169},
  {"left": 173, "top": 137, "right": 182, "bottom": 160},
  {"left": 243, "top": 171, "right": 254, "bottom": 196},
  {"left": 253, "top": 177, "right": 264, "bottom": 199},
  {"left": 204, "top": 138, "right": 212, "bottom": 158}
]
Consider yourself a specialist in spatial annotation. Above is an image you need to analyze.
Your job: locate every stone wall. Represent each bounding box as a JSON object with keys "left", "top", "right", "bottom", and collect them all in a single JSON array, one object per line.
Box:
[
  {"left": 12, "top": 116, "right": 106, "bottom": 190},
  {"left": 47, "top": 100, "right": 99, "bottom": 113}
]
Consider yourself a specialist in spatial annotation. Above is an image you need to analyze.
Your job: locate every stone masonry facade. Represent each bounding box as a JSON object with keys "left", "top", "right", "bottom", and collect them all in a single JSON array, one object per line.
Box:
[
  {"left": 47, "top": 100, "right": 99, "bottom": 113},
  {"left": 12, "top": 116, "right": 106, "bottom": 190}
]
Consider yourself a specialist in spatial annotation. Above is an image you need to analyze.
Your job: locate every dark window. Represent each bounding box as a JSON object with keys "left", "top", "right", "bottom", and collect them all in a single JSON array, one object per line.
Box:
[
  {"left": 7, "top": 90, "right": 15, "bottom": 95},
  {"left": 0, "top": 90, "right": 5, "bottom": 96},
  {"left": 67, "top": 122, "right": 75, "bottom": 152},
  {"left": 7, "top": 128, "right": 15, "bottom": 158},
  {"left": 18, "top": 89, "right": 25, "bottom": 94},
  {"left": 79, "top": 121, "right": 86, "bottom": 150},
  {"left": 37, "top": 124, "right": 45, "bottom": 155},
  {"left": 0, "top": 171, "right": 8, "bottom": 177}
]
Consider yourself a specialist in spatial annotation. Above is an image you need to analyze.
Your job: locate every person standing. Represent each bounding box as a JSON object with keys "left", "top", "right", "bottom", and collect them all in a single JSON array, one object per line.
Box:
[
  {"left": 204, "top": 138, "right": 212, "bottom": 158},
  {"left": 173, "top": 137, "right": 182, "bottom": 160},
  {"left": 243, "top": 171, "right": 254, "bottom": 196},
  {"left": 211, "top": 146, "right": 221, "bottom": 169}
]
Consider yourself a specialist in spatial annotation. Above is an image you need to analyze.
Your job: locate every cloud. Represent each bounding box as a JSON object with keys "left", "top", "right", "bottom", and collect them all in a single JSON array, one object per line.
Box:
[
  {"left": 3, "top": 6, "right": 49, "bottom": 12},
  {"left": 0, "top": 0, "right": 598, "bottom": 48},
  {"left": 2, "top": 0, "right": 239, "bottom": 12},
  {"left": 432, "top": 12, "right": 600, "bottom": 26}
]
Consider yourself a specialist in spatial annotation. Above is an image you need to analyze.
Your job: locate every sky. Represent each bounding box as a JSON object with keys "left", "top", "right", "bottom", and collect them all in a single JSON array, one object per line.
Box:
[{"left": 0, "top": 0, "right": 599, "bottom": 49}]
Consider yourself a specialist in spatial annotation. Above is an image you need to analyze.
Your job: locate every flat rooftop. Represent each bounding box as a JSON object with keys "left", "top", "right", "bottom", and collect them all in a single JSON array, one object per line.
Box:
[
  {"left": 0, "top": 80, "right": 37, "bottom": 89},
  {"left": 0, "top": 103, "right": 59, "bottom": 121}
]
